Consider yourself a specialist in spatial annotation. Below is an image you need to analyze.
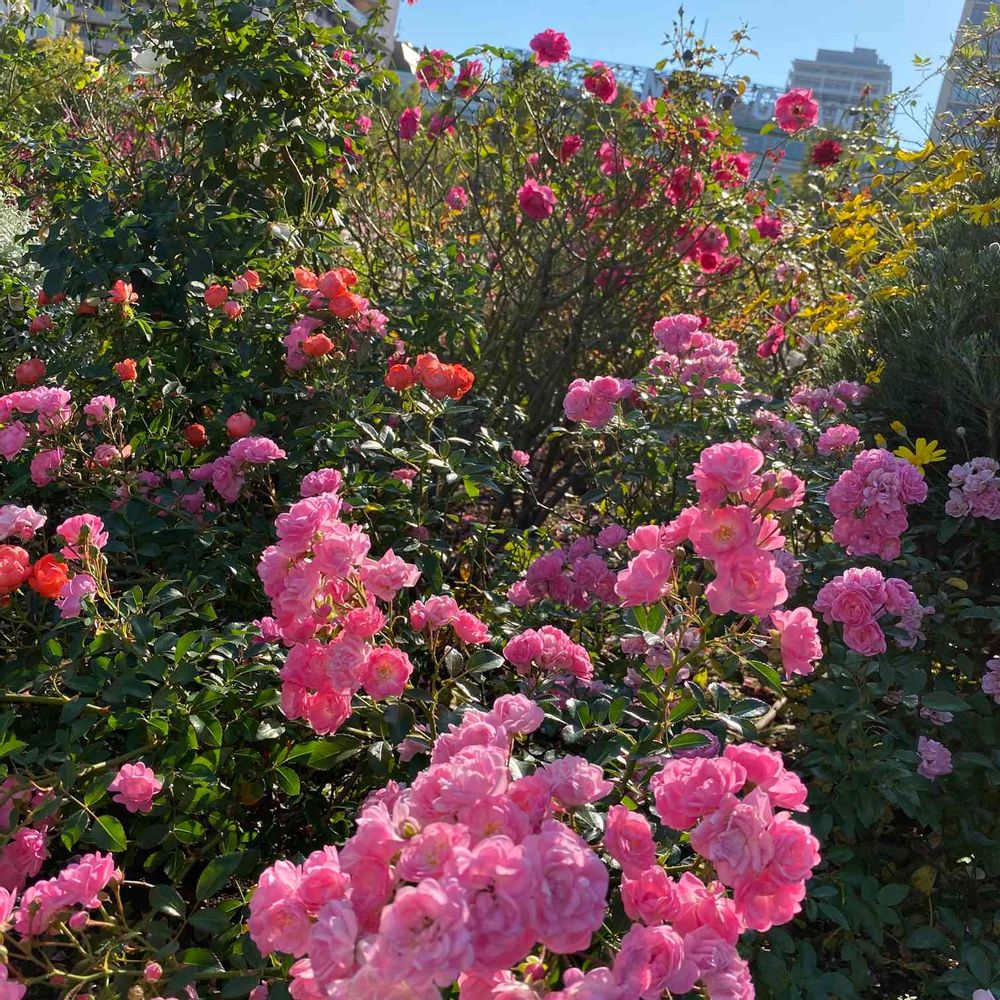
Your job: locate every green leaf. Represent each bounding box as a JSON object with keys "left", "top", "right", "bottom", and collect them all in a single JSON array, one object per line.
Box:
[
  {"left": 921, "top": 692, "right": 970, "bottom": 712},
  {"left": 91, "top": 814, "right": 126, "bottom": 851},
  {"left": 906, "top": 926, "right": 949, "bottom": 949},
  {"left": 195, "top": 853, "right": 244, "bottom": 902},
  {"left": 274, "top": 766, "right": 301, "bottom": 796},
  {"left": 746, "top": 660, "right": 785, "bottom": 696},
  {"left": 150, "top": 884, "right": 187, "bottom": 919},
  {"left": 877, "top": 883, "right": 909, "bottom": 907}
]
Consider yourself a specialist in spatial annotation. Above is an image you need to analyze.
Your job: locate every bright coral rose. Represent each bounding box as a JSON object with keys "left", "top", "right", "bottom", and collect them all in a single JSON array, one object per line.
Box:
[
  {"left": 226, "top": 412, "right": 257, "bottom": 439},
  {"left": 114, "top": 358, "right": 138, "bottom": 381},
  {"left": 0, "top": 545, "right": 31, "bottom": 593},
  {"left": 29, "top": 554, "right": 69, "bottom": 599},
  {"left": 774, "top": 88, "right": 819, "bottom": 133},
  {"left": 15, "top": 358, "right": 45, "bottom": 385},
  {"left": 384, "top": 364, "right": 416, "bottom": 391},
  {"left": 203, "top": 284, "right": 229, "bottom": 308},
  {"left": 184, "top": 423, "right": 208, "bottom": 448},
  {"left": 302, "top": 333, "right": 334, "bottom": 358}
]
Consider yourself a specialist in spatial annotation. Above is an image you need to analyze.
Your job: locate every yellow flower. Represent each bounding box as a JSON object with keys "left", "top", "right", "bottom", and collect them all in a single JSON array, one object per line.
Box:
[
  {"left": 894, "top": 438, "right": 946, "bottom": 474},
  {"left": 874, "top": 433, "right": 887, "bottom": 449},
  {"left": 890, "top": 420, "right": 907, "bottom": 436},
  {"left": 865, "top": 361, "right": 885, "bottom": 385}
]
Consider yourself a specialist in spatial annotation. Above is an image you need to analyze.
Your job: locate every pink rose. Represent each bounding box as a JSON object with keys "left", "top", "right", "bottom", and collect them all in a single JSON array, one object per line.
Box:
[
  {"left": 529, "top": 28, "right": 571, "bottom": 66},
  {"left": 518, "top": 178, "right": 557, "bottom": 221},
  {"left": 604, "top": 805, "right": 657, "bottom": 877},
  {"left": 770, "top": 607, "right": 822, "bottom": 678},
  {"left": 107, "top": 762, "right": 163, "bottom": 814},
  {"left": 360, "top": 646, "right": 413, "bottom": 699},
  {"left": 774, "top": 88, "right": 820, "bottom": 132}
]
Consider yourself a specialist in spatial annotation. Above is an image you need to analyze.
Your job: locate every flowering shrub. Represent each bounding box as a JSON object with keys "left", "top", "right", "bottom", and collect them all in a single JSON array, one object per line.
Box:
[{"left": 0, "top": 1, "right": 998, "bottom": 999}]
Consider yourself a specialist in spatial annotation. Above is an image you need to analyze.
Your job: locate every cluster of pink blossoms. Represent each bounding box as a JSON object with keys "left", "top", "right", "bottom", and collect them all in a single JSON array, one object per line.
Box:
[
  {"left": 982, "top": 657, "right": 1000, "bottom": 704},
  {"left": 8, "top": 851, "right": 120, "bottom": 937},
  {"left": 188, "top": 436, "right": 286, "bottom": 503},
  {"left": 790, "top": 381, "right": 869, "bottom": 416},
  {"left": 650, "top": 744, "right": 819, "bottom": 935},
  {"left": 562, "top": 376, "right": 634, "bottom": 428},
  {"left": 826, "top": 449, "right": 927, "bottom": 560},
  {"left": 0, "top": 779, "right": 53, "bottom": 893},
  {"left": 409, "top": 595, "right": 491, "bottom": 646},
  {"left": 816, "top": 423, "right": 861, "bottom": 457},
  {"left": 649, "top": 313, "right": 743, "bottom": 396},
  {"left": 611, "top": 442, "right": 820, "bottom": 680},
  {"left": 257, "top": 470, "right": 426, "bottom": 734},
  {"left": 506, "top": 526, "right": 626, "bottom": 609},
  {"left": 751, "top": 409, "right": 803, "bottom": 455},
  {"left": 502, "top": 626, "right": 594, "bottom": 685},
  {"left": 814, "top": 567, "right": 931, "bottom": 656},
  {"left": 945, "top": 457, "right": 1000, "bottom": 519},
  {"left": 248, "top": 693, "right": 818, "bottom": 1000}
]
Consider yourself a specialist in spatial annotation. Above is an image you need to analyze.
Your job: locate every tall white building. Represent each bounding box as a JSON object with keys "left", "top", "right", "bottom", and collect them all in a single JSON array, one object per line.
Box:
[
  {"left": 933, "top": 0, "right": 995, "bottom": 139},
  {"left": 788, "top": 46, "right": 892, "bottom": 130}
]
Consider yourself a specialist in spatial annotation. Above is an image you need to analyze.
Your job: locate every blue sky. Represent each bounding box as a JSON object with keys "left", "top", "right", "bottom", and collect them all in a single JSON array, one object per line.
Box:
[{"left": 396, "top": 0, "right": 967, "bottom": 144}]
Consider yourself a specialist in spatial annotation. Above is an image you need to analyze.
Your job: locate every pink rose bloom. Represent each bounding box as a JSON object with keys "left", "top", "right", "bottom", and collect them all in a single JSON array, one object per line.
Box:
[
  {"left": 248, "top": 859, "right": 310, "bottom": 956},
  {"left": 56, "top": 514, "right": 109, "bottom": 561},
  {"left": 529, "top": 28, "right": 571, "bottom": 66},
  {"left": 774, "top": 88, "right": 819, "bottom": 132},
  {"left": 360, "top": 646, "right": 413, "bottom": 699},
  {"left": 604, "top": 805, "right": 657, "bottom": 877},
  {"left": 688, "top": 505, "right": 757, "bottom": 559},
  {"left": 650, "top": 757, "right": 746, "bottom": 831},
  {"left": 583, "top": 62, "right": 618, "bottom": 103},
  {"left": 83, "top": 395, "right": 117, "bottom": 425},
  {"left": 621, "top": 866, "right": 680, "bottom": 926},
  {"left": 615, "top": 548, "right": 674, "bottom": 607},
  {"left": 672, "top": 873, "right": 743, "bottom": 943},
  {"left": 0, "top": 422, "right": 29, "bottom": 461},
  {"left": 734, "top": 873, "right": 806, "bottom": 931},
  {"left": 690, "top": 789, "right": 774, "bottom": 883},
  {"left": 300, "top": 468, "right": 343, "bottom": 497},
  {"left": 445, "top": 186, "right": 468, "bottom": 210},
  {"left": 612, "top": 924, "right": 699, "bottom": 998},
  {"left": 229, "top": 436, "right": 286, "bottom": 465},
  {"left": 817, "top": 423, "right": 860, "bottom": 456},
  {"left": 460, "top": 835, "right": 538, "bottom": 970},
  {"left": 764, "top": 813, "right": 821, "bottom": 885},
  {"left": 56, "top": 573, "right": 97, "bottom": 618},
  {"left": 488, "top": 693, "right": 544, "bottom": 735},
  {"left": 842, "top": 621, "right": 887, "bottom": 656},
  {"left": 706, "top": 549, "right": 787, "bottom": 618},
  {"left": 359, "top": 549, "right": 420, "bottom": 601},
  {"left": 770, "top": 607, "right": 822, "bottom": 678},
  {"left": 652, "top": 313, "right": 702, "bottom": 354},
  {"left": 597, "top": 524, "right": 627, "bottom": 548},
  {"left": 452, "top": 609, "right": 491, "bottom": 644},
  {"left": 108, "top": 761, "right": 163, "bottom": 813},
  {"left": 398, "top": 106, "right": 422, "bottom": 140},
  {"left": 540, "top": 755, "right": 612, "bottom": 808},
  {"left": 524, "top": 820, "right": 608, "bottom": 954},
  {"left": 518, "top": 178, "right": 557, "bottom": 222},
  {"left": 410, "top": 594, "right": 460, "bottom": 631},
  {"left": 691, "top": 442, "right": 765, "bottom": 505},
  {"left": 723, "top": 744, "right": 808, "bottom": 812},
  {"left": 372, "top": 878, "right": 473, "bottom": 987},
  {"left": 917, "top": 736, "right": 952, "bottom": 780},
  {"left": 511, "top": 449, "right": 530, "bottom": 467},
  {"left": 0, "top": 505, "right": 45, "bottom": 542}
]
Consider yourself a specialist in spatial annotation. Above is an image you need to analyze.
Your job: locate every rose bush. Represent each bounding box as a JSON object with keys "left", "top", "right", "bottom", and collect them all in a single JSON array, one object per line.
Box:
[{"left": 0, "top": 1, "right": 998, "bottom": 999}]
